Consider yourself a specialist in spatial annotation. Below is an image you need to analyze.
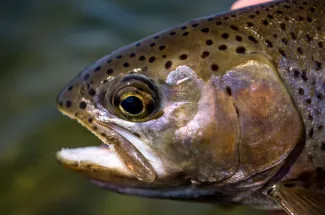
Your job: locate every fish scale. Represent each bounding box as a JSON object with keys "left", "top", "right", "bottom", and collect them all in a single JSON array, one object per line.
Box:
[{"left": 56, "top": 0, "right": 325, "bottom": 214}]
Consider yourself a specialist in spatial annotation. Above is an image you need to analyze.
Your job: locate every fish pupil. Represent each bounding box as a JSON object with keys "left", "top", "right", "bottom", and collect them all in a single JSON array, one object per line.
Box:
[{"left": 121, "top": 96, "right": 143, "bottom": 115}]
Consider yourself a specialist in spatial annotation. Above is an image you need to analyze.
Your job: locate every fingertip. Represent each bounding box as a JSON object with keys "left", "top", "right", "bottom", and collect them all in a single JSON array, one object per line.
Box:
[{"left": 231, "top": 0, "right": 272, "bottom": 10}]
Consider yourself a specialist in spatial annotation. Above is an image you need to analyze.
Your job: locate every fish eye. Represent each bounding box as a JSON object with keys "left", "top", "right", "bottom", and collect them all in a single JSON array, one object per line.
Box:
[
  {"left": 105, "top": 74, "right": 160, "bottom": 122},
  {"left": 120, "top": 96, "right": 144, "bottom": 115}
]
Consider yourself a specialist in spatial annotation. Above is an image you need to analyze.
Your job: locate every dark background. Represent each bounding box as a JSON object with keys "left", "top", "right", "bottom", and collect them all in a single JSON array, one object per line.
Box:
[{"left": 0, "top": 0, "right": 267, "bottom": 214}]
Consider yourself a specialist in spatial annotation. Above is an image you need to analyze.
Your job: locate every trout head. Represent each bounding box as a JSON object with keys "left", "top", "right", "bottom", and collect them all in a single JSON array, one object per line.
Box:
[{"left": 56, "top": 16, "right": 304, "bottom": 202}]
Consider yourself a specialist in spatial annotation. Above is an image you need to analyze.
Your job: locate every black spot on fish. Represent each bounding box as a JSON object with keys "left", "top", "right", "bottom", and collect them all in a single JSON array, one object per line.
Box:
[
  {"left": 262, "top": 20, "right": 269, "bottom": 26},
  {"left": 201, "top": 51, "right": 210, "bottom": 58},
  {"left": 265, "top": 40, "right": 273, "bottom": 48},
  {"left": 294, "top": 70, "right": 300, "bottom": 78},
  {"left": 298, "top": 88, "right": 304, "bottom": 95},
  {"left": 218, "top": 45, "right": 227, "bottom": 50},
  {"left": 230, "top": 25, "right": 239, "bottom": 31},
  {"left": 248, "top": 36, "right": 258, "bottom": 43},
  {"left": 279, "top": 49, "right": 286, "bottom": 57},
  {"left": 317, "top": 93, "right": 324, "bottom": 100},
  {"left": 201, "top": 28, "right": 209, "bottom": 33},
  {"left": 236, "top": 47, "right": 246, "bottom": 54},
  {"left": 315, "top": 61, "right": 322, "bottom": 70},
  {"left": 302, "top": 71, "right": 308, "bottom": 82},
  {"left": 297, "top": 16, "right": 305, "bottom": 21},
  {"left": 179, "top": 54, "right": 188, "bottom": 60},
  {"left": 221, "top": 33, "right": 229, "bottom": 39},
  {"left": 211, "top": 64, "right": 219, "bottom": 71},
  {"left": 306, "top": 34, "right": 313, "bottom": 42},
  {"left": 247, "top": 22, "right": 254, "bottom": 27},
  {"left": 84, "top": 74, "right": 90, "bottom": 81},
  {"left": 88, "top": 89, "right": 96, "bottom": 97},
  {"left": 79, "top": 102, "right": 87, "bottom": 110},
  {"left": 249, "top": 14, "right": 255, "bottom": 19},
  {"left": 206, "top": 40, "right": 213, "bottom": 46},
  {"left": 226, "top": 86, "right": 232, "bottom": 96},
  {"left": 159, "top": 45, "right": 166, "bottom": 50},
  {"left": 280, "top": 23, "right": 286, "bottom": 31},
  {"left": 149, "top": 56, "right": 156, "bottom": 63},
  {"left": 236, "top": 35, "right": 243, "bottom": 42},
  {"left": 106, "top": 68, "right": 114, "bottom": 75},
  {"left": 282, "top": 38, "right": 288, "bottom": 45},
  {"left": 165, "top": 61, "right": 172, "bottom": 69},
  {"left": 68, "top": 85, "right": 73, "bottom": 91},
  {"left": 66, "top": 101, "right": 72, "bottom": 108},
  {"left": 95, "top": 66, "right": 101, "bottom": 72}
]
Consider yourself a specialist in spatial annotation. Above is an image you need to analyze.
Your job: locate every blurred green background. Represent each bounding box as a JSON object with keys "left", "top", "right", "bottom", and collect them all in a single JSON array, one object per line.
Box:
[{"left": 0, "top": 0, "right": 267, "bottom": 214}]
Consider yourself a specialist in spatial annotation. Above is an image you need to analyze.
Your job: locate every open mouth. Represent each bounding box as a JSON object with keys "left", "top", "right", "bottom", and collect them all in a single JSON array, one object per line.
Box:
[
  {"left": 56, "top": 116, "right": 163, "bottom": 184},
  {"left": 56, "top": 145, "right": 132, "bottom": 178}
]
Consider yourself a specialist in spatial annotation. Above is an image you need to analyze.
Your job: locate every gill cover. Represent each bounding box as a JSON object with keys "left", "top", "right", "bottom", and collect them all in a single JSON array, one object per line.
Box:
[
  {"left": 219, "top": 57, "right": 304, "bottom": 181},
  {"left": 174, "top": 56, "right": 303, "bottom": 183}
]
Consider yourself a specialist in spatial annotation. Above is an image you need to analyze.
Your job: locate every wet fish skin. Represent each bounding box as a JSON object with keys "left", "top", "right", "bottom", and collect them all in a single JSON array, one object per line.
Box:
[{"left": 56, "top": 0, "right": 325, "bottom": 213}]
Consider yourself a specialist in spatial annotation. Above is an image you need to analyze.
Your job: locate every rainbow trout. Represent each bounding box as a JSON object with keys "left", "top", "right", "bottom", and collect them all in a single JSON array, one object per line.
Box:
[{"left": 56, "top": 0, "right": 325, "bottom": 214}]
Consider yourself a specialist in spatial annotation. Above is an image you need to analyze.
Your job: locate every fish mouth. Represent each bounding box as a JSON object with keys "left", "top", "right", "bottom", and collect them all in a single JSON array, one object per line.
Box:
[
  {"left": 57, "top": 145, "right": 133, "bottom": 179},
  {"left": 56, "top": 114, "right": 163, "bottom": 185}
]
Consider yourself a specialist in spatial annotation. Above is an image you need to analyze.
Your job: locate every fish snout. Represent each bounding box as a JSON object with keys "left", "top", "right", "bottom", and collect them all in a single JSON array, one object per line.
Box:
[{"left": 56, "top": 77, "right": 85, "bottom": 118}]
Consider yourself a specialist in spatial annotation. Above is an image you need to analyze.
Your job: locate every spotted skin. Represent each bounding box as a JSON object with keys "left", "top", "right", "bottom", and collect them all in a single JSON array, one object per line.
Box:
[
  {"left": 57, "top": 0, "right": 325, "bottom": 211},
  {"left": 59, "top": 0, "right": 325, "bottom": 167}
]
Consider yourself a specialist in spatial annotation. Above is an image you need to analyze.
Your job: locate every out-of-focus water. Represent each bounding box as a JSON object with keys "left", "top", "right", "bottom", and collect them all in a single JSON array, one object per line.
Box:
[{"left": 0, "top": 0, "right": 267, "bottom": 214}]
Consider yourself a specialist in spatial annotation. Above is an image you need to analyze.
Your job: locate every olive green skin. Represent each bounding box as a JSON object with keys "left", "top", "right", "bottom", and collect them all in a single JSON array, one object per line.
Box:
[{"left": 57, "top": 0, "right": 325, "bottom": 209}]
